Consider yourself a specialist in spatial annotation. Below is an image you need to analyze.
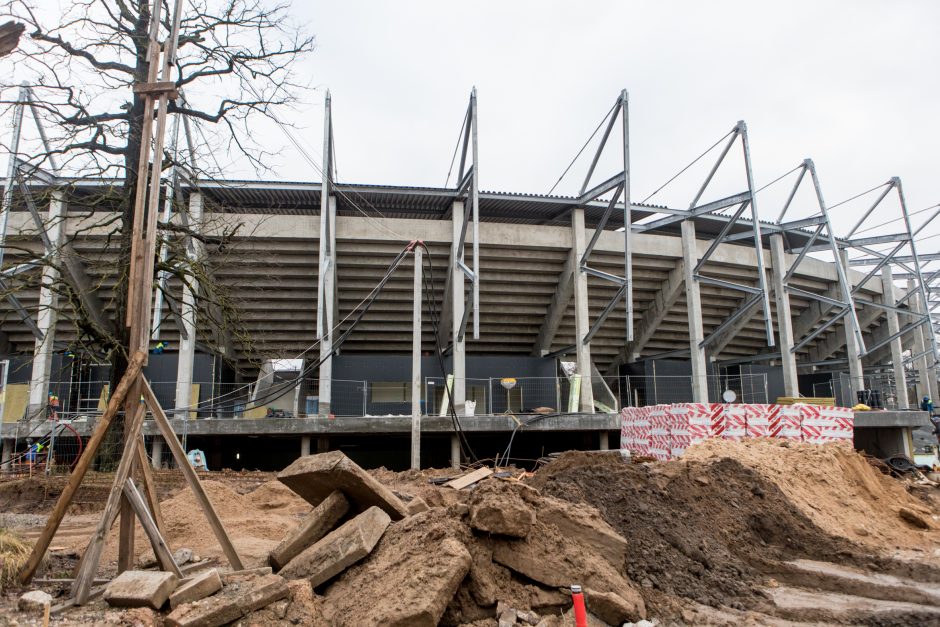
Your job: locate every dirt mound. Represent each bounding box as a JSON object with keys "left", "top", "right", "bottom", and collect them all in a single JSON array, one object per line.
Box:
[
  {"left": 529, "top": 450, "right": 857, "bottom": 610},
  {"left": 244, "top": 480, "right": 312, "bottom": 516},
  {"left": 684, "top": 438, "right": 940, "bottom": 551}
]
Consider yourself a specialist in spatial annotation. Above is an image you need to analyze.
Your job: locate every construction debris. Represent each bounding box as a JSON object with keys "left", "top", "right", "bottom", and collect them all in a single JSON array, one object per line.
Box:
[
  {"left": 103, "top": 570, "right": 178, "bottom": 609},
  {"left": 279, "top": 506, "right": 391, "bottom": 586},
  {"left": 17, "top": 590, "right": 52, "bottom": 612},
  {"left": 277, "top": 450, "right": 409, "bottom": 519},
  {"left": 268, "top": 489, "right": 350, "bottom": 570},
  {"left": 443, "top": 466, "right": 493, "bottom": 490},
  {"left": 168, "top": 569, "right": 222, "bottom": 609}
]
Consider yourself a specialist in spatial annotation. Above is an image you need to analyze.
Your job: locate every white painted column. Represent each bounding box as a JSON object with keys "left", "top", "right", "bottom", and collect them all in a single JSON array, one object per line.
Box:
[
  {"left": 150, "top": 436, "right": 163, "bottom": 469},
  {"left": 680, "top": 221, "right": 708, "bottom": 402},
  {"left": 411, "top": 246, "right": 423, "bottom": 471},
  {"left": 28, "top": 193, "right": 66, "bottom": 416},
  {"left": 318, "top": 196, "right": 337, "bottom": 417},
  {"left": 598, "top": 432, "right": 609, "bottom": 450},
  {"left": 175, "top": 192, "right": 203, "bottom": 420},
  {"left": 300, "top": 435, "right": 311, "bottom": 457},
  {"left": 769, "top": 234, "right": 799, "bottom": 396},
  {"left": 840, "top": 250, "right": 865, "bottom": 402},
  {"left": 451, "top": 201, "right": 466, "bottom": 415},
  {"left": 881, "top": 267, "right": 908, "bottom": 409},
  {"left": 571, "top": 208, "right": 594, "bottom": 413}
]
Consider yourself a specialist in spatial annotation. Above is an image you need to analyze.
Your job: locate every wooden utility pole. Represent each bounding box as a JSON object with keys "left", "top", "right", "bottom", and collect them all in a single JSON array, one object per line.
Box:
[{"left": 19, "top": 0, "right": 243, "bottom": 602}]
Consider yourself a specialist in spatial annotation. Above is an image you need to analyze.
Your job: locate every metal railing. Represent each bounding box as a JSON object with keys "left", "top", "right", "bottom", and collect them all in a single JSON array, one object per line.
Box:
[
  {"left": 621, "top": 373, "right": 769, "bottom": 406},
  {"left": 813, "top": 372, "right": 908, "bottom": 410}
]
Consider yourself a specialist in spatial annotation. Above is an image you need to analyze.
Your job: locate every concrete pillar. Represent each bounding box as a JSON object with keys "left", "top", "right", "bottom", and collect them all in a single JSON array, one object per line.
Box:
[
  {"left": 411, "top": 246, "right": 423, "bottom": 471},
  {"left": 300, "top": 435, "right": 311, "bottom": 457},
  {"left": 881, "top": 267, "right": 908, "bottom": 409},
  {"left": 316, "top": 436, "right": 329, "bottom": 454},
  {"left": 769, "top": 234, "right": 799, "bottom": 396},
  {"left": 175, "top": 193, "right": 203, "bottom": 420},
  {"left": 840, "top": 249, "right": 865, "bottom": 402},
  {"left": 28, "top": 193, "right": 66, "bottom": 416},
  {"left": 1, "top": 438, "right": 12, "bottom": 471},
  {"left": 450, "top": 201, "right": 466, "bottom": 415},
  {"left": 150, "top": 436, "right": 163, "bottom": 470},
  {"left": 571, "top": 208, "right": 595, "bottom": 412},
  {"left": 318, "top": 196, "right": 337, "bottom": 417},
  {"left": 598, "top": 431, "right": 609, "bottom": 451},
  {"left": 680, "top": 221, "right": 708, "bottom": 402},
  {"left": 909, "top": 278, "right": 939, "bottom": 403},
  {"left": 450, "top": 433, "right": 460, "bottom": 470}
]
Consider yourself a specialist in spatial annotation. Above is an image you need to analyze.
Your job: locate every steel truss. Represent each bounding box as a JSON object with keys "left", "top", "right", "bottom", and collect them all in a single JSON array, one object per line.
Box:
[{"left": 449, "top": 88, "right": 481, "bottom": 341}]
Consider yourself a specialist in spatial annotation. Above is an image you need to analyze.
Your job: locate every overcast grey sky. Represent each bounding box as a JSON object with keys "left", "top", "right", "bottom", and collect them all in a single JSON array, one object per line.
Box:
[
  {"left": 14, "top": 0, "right": 940, "bottom": 256},
  {"left": 254, "top": 0, "right": 938, "bottom": 253}
]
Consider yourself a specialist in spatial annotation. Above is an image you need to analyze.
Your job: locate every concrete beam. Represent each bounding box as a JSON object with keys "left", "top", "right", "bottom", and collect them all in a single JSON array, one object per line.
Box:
[
  {"left": 681, "top": 221, "right": 708, "bottom": 402},
  {"left": 607, "top": 258, "right": 684, "bottom": 372},
  {"left": 28, "top": 193, "right": 65, "bottom": 415},
  {"left": 317, "top": 196, "right": 337, "bottom": 417},
  {"left": 531, "top": 248, "right": 575, "bottom": 356},
  {"left": 881, "top": 266, "right": 908, "bottom": 409},
  {"left": 770, "top": 234, "right": 799, "bottom": 396},
  {"left": 451, "top": 203, "right": 467, "bottom": 416},
  {"left": 840, "top": 249, "right": 864, "bottom": 401},
  {"left": 572, "top": 208, "right": 595, "bottom": 412},
  {"left": 175, "top": 192, "right": 203, "bottom": 420}
]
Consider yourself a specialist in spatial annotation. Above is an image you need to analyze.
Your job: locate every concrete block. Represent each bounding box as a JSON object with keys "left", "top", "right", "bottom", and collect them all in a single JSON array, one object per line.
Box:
[
  {"left": 104, "top": 570, "right": 178, "bottom": 609},
  {"left": 277, "top": 451, "right": 409, "bottom": 519},
  {"left": 169, "top": 569, "right": 222, "bottom": 609},
  {"left": 279, "top": 506, "right": 391, "bottom": 587},
  {"left": 164, "top": 595, "right": 242, "bottom": 627},
  {"left": 268, "top": 489, "right": 349, "bottom": 570},
  {"left": 165, "top": 574, "right": 289, "bottom": 627},
  {"left": 407, "top": 495, "right": 430, "bottom": 515},
  {"left": 584, "top": 588, "right": 644, "bottom": 626},
  {"left": 235, "top": 573, "right": 289, "bottom": 614},
  {"left": 18, "top": 590, "right": 52, "bottom": 612}
]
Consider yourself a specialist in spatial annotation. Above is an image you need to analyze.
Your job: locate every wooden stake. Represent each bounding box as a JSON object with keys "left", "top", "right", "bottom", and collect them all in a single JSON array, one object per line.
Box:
[
  {"left": 18, "top": 351, "right": 147, "bottom": 584},
  {"left": 141, "top": 378, "right": 244, "bottom": 570},
  {"left": 71, "top": 398, "right": 148, "bottom": 603},
  {"left": 117, "top": 378, "right": 142, "bottom": 573},
  {"left": 123, "top": 478, "right": 182, "bottom": 578}
]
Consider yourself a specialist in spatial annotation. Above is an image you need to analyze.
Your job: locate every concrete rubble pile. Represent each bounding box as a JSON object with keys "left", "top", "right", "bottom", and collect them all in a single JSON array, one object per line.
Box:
[{"left": 80, "top": 450, "right": 645, "bottom": 626}]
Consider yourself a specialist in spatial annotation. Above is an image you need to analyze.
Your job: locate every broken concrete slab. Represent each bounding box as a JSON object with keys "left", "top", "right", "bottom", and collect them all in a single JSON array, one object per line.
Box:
[
  {"left": 169, "top": 569, "right": 222, "bottom": 609},
  {"left": 235, "top": 573, "right": 290, "bottom": 614},
  {"left": 18, "top": 590, "right": 52, "bottom": 612},
  {"left": 537, "top": 495, "right": 627, "bottom": 566},
  {"left": 280, "top": 506, "right": 391, "bottom": 587},
  {"left": 323, "top": 510, "right": 472, "bottom": 627},
  {"left": 104, "top": 570, "right": 178, "bottom": 610},
  {"left": 468, "top": 480, "right": 535, "bottom": 538},
  {"left": 277, "top": 451, "right": 409, "bottom": 519},
  {"left": 165, "top": 574, "right": 289, "bottom": 627},
  {"left": 164, "top": 594, "right": 242, "bottom": 627},
  {"left": 269, "top": 489, "right": 349, "bottom": 571}
]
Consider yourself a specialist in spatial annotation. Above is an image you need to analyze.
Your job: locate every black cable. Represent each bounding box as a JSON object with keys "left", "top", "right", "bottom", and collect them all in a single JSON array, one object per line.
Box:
[{"left": 499, "top": 412, "right": 561, "bottom": 468}]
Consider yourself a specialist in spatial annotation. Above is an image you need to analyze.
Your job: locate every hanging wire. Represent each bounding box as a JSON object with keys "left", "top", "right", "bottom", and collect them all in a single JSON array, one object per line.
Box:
[
  {"left": 639, "top": 128, "right": 736, "bottom": 205},
  {"left": 546, "top": 100, "right": 619, "bottom": 196}
]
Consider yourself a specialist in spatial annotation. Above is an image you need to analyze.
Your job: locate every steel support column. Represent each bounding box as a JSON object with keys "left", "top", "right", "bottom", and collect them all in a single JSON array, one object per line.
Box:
[
  {"left": 410, "top": 246, "right": 423, "bottom": 471},
  {"left": 839, "top": 249, "right": 864, "bottom": 401}
]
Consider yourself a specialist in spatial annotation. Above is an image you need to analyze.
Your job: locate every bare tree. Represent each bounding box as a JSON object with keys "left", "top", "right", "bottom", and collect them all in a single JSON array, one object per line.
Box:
[{"left": 0, "top": 0, "right": 314, "bottom": 381}]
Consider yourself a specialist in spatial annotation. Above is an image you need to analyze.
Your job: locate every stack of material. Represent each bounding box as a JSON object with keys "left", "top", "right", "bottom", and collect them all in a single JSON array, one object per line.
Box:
[{"left": 777, "top": 396, "right": 836, "bottom": 407}]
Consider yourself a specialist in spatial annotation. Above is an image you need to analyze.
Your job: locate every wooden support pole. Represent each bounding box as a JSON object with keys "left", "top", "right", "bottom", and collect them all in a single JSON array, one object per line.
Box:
[
  {"left": 135, "top": 436, "right": 166, "bottom": 535},
  {"left": 123, "top": 478, "right": 182, "bottom": 578},
  {"left": 72, "top": 397, "right": 148, "bottom": 603},
  {"left": 141, "top": 378, "right": 244, "bottom": 570},
  {"left": 19, "top": 351, "right": 146, "bottom": 584},
  {"left": 118, "top": 378, "right": 142, "bottom": 573}
]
